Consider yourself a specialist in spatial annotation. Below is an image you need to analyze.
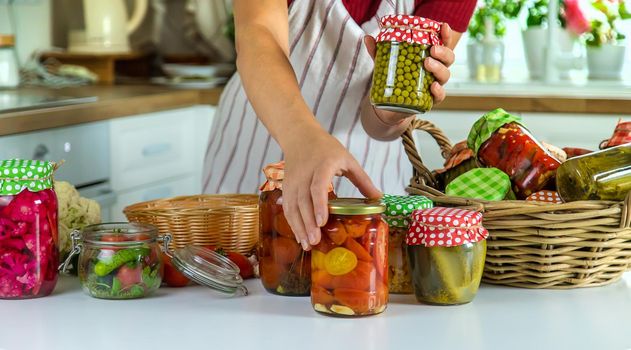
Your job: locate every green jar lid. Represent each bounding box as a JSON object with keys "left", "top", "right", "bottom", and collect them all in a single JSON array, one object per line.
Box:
[
  {"left": 381, "top": 194, "right": 433, "bottom": 228},
  {"left": 328, "top": 198, "right": 385, "bottom": 215},
  {"left": 0, "top": 159, "right": 55, "bottom": 195},
  {"left": 445, "top": 167, "right": 512, "bottom": 201},
  {"left": 467, "top": 108, "right": 522, "bottom": 154}
]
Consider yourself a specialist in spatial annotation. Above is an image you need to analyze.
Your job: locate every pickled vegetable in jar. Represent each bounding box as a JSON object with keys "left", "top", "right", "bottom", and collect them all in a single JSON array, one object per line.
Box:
[
  {"left": 407, "top": 207, "right": 488, "bottom": 305},
  {"left": 311, "top": 198, "right": 388, "bottom": 317},
  {"left": 468, "top": 109, "right": 561, "bottom": 199},
  {"left": 259, "top": 162, "right": 335, "bottom": 296},
  {"left": 381, "top": 194, "right": 433, "bottom": 294},
  {"left": 0, "top": 159, "right": 59, "bottom": 299},
  {"left": 370, "top": 15, "right": 442, "bottom": 114},
  {"left": 70, "top": 223, "right": 163, "bottom": 299},
  {"left": 556, "top": 144, "right": 631, "bottom": 202}
]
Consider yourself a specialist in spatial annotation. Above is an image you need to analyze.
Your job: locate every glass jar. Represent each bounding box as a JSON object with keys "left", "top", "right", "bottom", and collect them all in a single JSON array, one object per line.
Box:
[
  {"left": 258, "top": 162, "right": 335, "bottom": 296},
  {"left": 311, "top": 198, "right": 388, "bottom": 317},
  {"left": 468, "top": 109, "right": 561, "bottom": 199},
  {"left": 0, "top": 35, "right": 19, "bottom": 88},
  {"left": 370, "top": 15, "right": 442, "bottom": 114},
  {"left": 0, "top": 159, "right": 58, "bottom": 299},
  {"left": 381, "top": 194, "right": 433, "bottom": 294},
  {"left": 407, "top": 207, "right": 487, "bottom": 305},
  {"left": 556, "top": 144, "right": 631, "bottom": 202},
  {"left": 62, "top": 223, "right": 248, "bottom": 298},
  {"left": 70, "top": 223, "right": 164, "bottom": 299}
]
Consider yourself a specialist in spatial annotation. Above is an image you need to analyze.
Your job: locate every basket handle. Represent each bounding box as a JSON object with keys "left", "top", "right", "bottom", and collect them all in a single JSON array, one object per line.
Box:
[
  {"left": 621, "top": 192, "right": 631, "bottom": 229},
  {"left": 402, "top": 118, "right": 453, "bottom": 189}
]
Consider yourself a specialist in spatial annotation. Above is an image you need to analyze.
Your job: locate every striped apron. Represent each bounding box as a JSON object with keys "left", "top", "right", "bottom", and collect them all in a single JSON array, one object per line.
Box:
[{"left": 202, "top": 0, "right": 416, "bottom": 197}]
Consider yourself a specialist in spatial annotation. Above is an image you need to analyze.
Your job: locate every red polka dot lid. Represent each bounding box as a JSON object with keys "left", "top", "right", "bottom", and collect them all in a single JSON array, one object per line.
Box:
[
  {"left": 376, "top": 15, "right": 442, "bottom": 46},
  {"left": 407, "top": 207, "right": 488, "bottom": 248}
]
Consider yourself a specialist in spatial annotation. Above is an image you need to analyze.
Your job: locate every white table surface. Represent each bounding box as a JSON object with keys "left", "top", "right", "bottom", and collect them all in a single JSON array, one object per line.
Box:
[{"left": 1, "top": 274, "right": 631, "bottom": 350}]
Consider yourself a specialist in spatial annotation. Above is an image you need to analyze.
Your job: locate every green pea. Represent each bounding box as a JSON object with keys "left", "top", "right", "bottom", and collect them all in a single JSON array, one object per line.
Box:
[{"left": 394, "top": 88, "right": 402, "bottom": 96}]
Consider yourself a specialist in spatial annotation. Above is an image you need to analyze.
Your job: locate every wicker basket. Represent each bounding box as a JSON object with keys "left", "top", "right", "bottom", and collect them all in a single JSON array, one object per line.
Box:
[
  {"left": 402, "top": 118, "right": 631, "bottom": 289},
  {"left": 123, "top": 194, "right": 259, "bottom": 255}
]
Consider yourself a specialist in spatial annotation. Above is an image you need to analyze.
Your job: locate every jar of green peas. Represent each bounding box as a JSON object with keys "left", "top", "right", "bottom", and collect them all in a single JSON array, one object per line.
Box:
[{"left": 370, "top": 15, "right": 442, "bottom": 114}]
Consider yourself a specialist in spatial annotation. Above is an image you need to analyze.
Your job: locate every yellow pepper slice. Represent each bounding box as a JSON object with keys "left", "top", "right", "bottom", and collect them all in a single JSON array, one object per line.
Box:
[
  {"left": 324, "top": 247, "right": 358, "bottom": 276},
  {"left": 311, "top": 250, "right": 327, "bottom": 271}
]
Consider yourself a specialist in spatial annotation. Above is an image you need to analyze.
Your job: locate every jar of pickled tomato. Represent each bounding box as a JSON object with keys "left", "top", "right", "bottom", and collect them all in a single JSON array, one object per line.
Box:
[
  {"left": 311, "top": 198, "right": 388, "bottom": 317},
  {"left": 370, "top": 15, "right": 442, "bottom": 114},
  {"left": 259, "top": 161, "right": 335, "bottom": 296}
]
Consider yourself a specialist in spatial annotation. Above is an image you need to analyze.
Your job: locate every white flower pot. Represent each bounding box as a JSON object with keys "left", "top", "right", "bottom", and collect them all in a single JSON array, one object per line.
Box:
[
  {"left": 586, "top": 43, "right": 626, "bottom": 80},
  {"left": 522, "top": 27, "right": 584, "bottom": 80}
]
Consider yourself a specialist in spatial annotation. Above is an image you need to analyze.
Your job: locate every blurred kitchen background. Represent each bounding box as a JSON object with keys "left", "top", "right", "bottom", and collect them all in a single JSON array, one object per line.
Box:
[{"left": 0, "top": 0, "right": 629, "bottom": 221}]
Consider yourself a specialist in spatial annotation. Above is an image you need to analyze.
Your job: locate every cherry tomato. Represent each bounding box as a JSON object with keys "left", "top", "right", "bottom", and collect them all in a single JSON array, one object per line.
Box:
[
  {"left": 312, "top": 285, "right": 335, "bottom": 305},
  {"left": 100, "top": 235, "right": 126, "bottom": 243},
  {"left": 162, "top": 253, "right": 190, "bottom": 287},
  {"left": 324, "top": 247, "right": 358, "bottom": 276},
  {"left": 227, "top": 251, "right": 254, "bottom": 279},
  {"left": 323, "top": 218, "right": 348, "bottom": 245},
  {"left": 344, "top": 237, "right": 373, "bottom": 262},
  {"left": 334, "top": 288, "right": 376, "bottom": 314},
  {"left": 314, "top": 235, "right": 336, "bottom": 254},
  {"left": 273, "top": 213, "right": 295, "bottom": 239},
  {"left": 270, "top": 236, "right": 301, "bottom": 265},
  {"left": 260, "top": 257, "right": 284, "bottom": 289},
  {"left": 343, "top": 216, "right": 371, "bottom": 238},
  {"left": 117, "top": 265, "right": 143, "bottom": 288}
]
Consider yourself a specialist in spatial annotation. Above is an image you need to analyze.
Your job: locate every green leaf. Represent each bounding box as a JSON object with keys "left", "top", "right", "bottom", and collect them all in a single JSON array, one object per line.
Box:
[
  {"left": 620, "top": 1, "right": 631, "bottom": 20},
  {"left": 112, "top": 277, "right": 122, "bottom": 295}
]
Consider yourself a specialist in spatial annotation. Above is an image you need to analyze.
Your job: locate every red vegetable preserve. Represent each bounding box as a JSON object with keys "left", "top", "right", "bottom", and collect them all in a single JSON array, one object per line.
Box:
[{"left": 311, "top": 198, "right": 388, "bottom": 317}]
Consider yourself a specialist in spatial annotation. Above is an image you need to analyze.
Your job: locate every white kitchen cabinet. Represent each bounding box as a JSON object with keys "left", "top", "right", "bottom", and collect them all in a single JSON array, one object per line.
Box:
[{"left": 108, "top": 105, "right": 215, "bottom": 220}]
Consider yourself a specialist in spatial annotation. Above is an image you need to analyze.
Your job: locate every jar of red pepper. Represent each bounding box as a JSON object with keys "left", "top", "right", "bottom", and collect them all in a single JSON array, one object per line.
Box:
[
  {"left": 0, "top": 159, "right": 59, "bottom": 299},
  {"left": 467, "top": 109, "right": 561, "bottom": 199}
]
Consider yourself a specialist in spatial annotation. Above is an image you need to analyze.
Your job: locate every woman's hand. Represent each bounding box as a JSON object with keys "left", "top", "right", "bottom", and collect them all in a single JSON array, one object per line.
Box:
[
  {"left": 282, "top": 128, "right": 382, "bottom": 250},
  {"left": 424, "top": 23, "right": 456, "bottom": 103}
]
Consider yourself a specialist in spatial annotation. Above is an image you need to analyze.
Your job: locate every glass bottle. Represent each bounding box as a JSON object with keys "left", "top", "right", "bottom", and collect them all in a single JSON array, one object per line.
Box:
[
  {"left": 0, "top": 159, "right": 58, "bottom": 299},
  {"left": 370, "top": 15, "right": 442, "bottom": 114},
  {"left": 311, "top": 198, "right": 388, "bottom": 317},
  {"left": 556, "top": 144, "right": 631, "bottom": 202},
  {"left": 0, "top": 35, "right": 19, "bottom": 88},
  {"left": 258, "top": 161, "right": 335, "bottom": 296}
]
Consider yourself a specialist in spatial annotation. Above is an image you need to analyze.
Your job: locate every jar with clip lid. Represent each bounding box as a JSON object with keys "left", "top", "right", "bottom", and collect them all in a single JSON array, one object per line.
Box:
[{"left": 61, "top": 222, "right": 248, "bottom": 299}]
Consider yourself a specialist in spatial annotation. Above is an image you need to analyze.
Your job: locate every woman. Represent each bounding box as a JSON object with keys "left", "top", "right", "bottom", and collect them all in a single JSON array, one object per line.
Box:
[{"left": 203, "top": 0, "right": 476, "bottom": 250}]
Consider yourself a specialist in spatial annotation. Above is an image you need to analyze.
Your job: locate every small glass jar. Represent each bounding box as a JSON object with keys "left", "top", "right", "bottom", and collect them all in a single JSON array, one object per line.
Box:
[
  {"left": 71, "top": 223, "right": 164, "bottom": 299},
  {"left": 0, "top": 159, "right": 58, "bottom": 299},
  {"left": 556, "top": 144, "right": 631, "bottom": 202},
  {"left": 381, "top": 194, "right": 433, "bottom": 294},
  {"left": 311, "top": 198, "right": 388, "bottom": 317},
  {"left": 0, "top": 35, "right": 19, "bottom": 88},
  {"left": 468, "top": 109, "right": 561, "bottom": 199},
  {"left": 258, "top": 162, "right": 335, "bottom": 296},
  {"left": 370, "top": 15, "right": 442, "bottom": 114},
  {"left": 62, "top": 223, "right": 248, "bottom": 298},
  {"left": 407, "top": 207, "right": 487, "bottom": 305}
]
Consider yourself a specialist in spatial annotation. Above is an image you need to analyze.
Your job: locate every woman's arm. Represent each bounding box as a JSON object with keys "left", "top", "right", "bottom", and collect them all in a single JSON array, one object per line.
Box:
[{"left": 233, "top": 0, "right": 381, "bottom": 250}]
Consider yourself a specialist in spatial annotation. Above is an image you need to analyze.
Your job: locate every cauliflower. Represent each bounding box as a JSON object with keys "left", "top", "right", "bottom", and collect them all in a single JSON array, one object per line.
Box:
[{"left": 54, "top": 181, "right": 101, "bottom": 257}]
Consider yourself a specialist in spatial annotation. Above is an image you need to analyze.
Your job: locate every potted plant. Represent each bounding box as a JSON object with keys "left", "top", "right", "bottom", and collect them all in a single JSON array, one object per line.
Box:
[
  {"left": 584, "top": 0, "right": 630, "bottom": 79},
  {"left": 467, "top": 0, "right": 523, "bottom": 81},
  {"left": 522, "top": 0, "right": 590, "bottom": 80}
]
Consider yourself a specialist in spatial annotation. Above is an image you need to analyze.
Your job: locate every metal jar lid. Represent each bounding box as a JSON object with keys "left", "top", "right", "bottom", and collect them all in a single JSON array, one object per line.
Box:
[{"left": 328, "top": 198, "right": 385, "bottom": 215}]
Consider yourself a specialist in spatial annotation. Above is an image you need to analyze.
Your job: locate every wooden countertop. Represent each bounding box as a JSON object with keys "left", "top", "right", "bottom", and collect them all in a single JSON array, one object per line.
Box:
[
  {"left": 0, "top": 85, "right": 223, "bottom": 137},
  {"left": 0, "top": 83, "right": 629, "bottom": 136}
]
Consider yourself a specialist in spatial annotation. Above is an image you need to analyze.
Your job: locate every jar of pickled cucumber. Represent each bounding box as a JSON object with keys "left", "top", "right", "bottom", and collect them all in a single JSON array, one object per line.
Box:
[
  {"left": 311, "top": 198, "right": 388, "bottom": 317},
  {"left": 259, "top": 162, "right": 335, "bottom": 296},
  {"left": 381, "top": 194, "right": 433, "bottom": 294},
  {"left": 370, "top": 15, "right": 442, "bottom": 114},
  {"left": 407, "top": 207, "right": 488, "bottom": 305},
  {"left": 556, "top": 144, "right": 631, "bottom": 202}
]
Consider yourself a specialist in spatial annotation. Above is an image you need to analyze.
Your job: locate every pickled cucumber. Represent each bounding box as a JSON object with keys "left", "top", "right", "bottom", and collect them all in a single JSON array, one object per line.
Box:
[
  {"left": 407, "top": 241, "right": 486, "bottom": 305},
  {"left": 370, "top": 41, "right": 435, "bottom": 114}
]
